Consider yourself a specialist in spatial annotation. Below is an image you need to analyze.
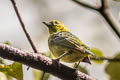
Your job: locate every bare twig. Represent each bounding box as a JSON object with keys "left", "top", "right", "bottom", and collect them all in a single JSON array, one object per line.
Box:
[
  {"left": 41, "top": 71, "right": 45, "bottom": 80},
  {"left": 10, "top": 0, "right": 38, "bottom": 53},
  {"left": 91, "top": 57, "right": 120, "bottom": 62},
  {"left": 72, "top": 0, "right": 100, "bottom": 10},
  {"left": 0, "top": 43, "right": 96, "bottom": 80},
  {"left": 72, "top": 0, "right": 120, "bottom": 39}
]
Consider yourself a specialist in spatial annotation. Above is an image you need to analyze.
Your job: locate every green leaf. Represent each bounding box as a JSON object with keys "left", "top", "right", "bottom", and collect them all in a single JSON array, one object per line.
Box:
[
  {"left": 0, "top": 62, "right": 23, "bottom": 80},
  {"left": 90, "top": 48, "right": 104, "bottom": 64},
  {"left": 73, "top": 63, "right": 88, "bottom": 74},
  {"left": 105, "top": 53, "right": 120, "bottom": 80},
  {"left": 113, "top": 0, "right": 120, "bottom": 2},
  {"left": 4, "top": 41, "right": 11, "bottom": 45},
  {"left": 0, "top": 57, "right": 13, "bottom": 80},
  {"left": 33, "top": 69, "right": 50, "bottom": 80}
]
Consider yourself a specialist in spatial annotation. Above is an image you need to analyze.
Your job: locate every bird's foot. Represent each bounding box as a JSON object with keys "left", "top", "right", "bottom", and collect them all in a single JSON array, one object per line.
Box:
[
  {"left": 53, "top": 59, "right": 61, "bottom": 68},
  {"left": 55, "top": 57, "right": 60, "bottom": 62}
]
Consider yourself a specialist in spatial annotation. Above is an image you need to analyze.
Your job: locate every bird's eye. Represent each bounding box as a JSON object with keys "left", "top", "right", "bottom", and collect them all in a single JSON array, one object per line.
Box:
[{"left": 55, "top": 21, "right": 59, "bottom": 24}]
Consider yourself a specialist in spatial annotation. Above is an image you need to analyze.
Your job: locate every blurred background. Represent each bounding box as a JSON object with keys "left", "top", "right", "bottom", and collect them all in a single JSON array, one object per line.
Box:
[{"left": 0, "top": 0, "right": 120, "bottom": 80}]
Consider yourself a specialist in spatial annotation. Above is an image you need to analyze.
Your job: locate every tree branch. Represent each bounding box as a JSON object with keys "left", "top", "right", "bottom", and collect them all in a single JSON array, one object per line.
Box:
[
  {"left": 72, "top": 0, "right": 99, "bottom": 10},
  {"left": 10, "top": 0, "right": 38, "bottom": 53},
  {"left": 91, "top": 57, "right": 120, "bottom": 62},
  {"left": 0, "top": 43, "right": 96, "bottom": 80},
  {"left": 98, "top": 0, "right": 120, "bottom": 39},
  {"left": 72, "top": 0, "right": 120, "bottom": 40}
]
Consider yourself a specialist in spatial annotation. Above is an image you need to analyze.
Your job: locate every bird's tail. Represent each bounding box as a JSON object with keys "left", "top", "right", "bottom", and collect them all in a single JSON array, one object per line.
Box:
[{"left": 85, "top": 49, "right": 99, "bottom": 60}]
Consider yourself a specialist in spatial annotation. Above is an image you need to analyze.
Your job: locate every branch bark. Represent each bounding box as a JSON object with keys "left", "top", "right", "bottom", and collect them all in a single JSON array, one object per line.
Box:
[{"left": 0, "top": 43, "right": 95, "bottom": 80}]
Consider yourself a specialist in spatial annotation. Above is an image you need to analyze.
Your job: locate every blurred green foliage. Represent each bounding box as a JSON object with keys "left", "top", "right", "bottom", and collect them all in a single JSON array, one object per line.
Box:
[
  {"left": 33, "top": 69, "right": 50, "bottom": 80},
  {"left": 105, "top": 53, "right": 120, "bottom": 80},
  {"left": 4, "top": 41, "right": 11, "bottom": 45},
  {"left": 90, "top": 48, "right": 104, "bottom": 64},
  {"left": 0, "top": 62, "right": 23, "bottom": 80}
]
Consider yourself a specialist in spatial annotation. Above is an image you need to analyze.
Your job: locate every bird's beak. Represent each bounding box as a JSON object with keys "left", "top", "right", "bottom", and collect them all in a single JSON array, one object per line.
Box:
[{"left": 43, "top": 21, "right": 52, "bottom": 27}]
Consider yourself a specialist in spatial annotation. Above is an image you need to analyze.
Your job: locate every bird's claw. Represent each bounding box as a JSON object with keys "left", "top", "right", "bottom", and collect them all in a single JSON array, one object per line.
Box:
[
  {"left": 53, "top": 59, "right": 61, "bottom": 68},
  {"left": 55, "top": 58, "right": 60, "bottom": 62}
]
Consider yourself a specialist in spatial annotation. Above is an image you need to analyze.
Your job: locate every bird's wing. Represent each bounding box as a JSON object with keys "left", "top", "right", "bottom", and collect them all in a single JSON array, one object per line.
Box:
[{"left": 52, "top": 32, "right": 89, "bottom": 52}]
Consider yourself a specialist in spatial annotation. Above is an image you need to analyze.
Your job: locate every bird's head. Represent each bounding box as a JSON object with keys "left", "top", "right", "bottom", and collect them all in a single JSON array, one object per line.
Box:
[{"left": 43, "top": 20, "right": 69, "bottom": 34}]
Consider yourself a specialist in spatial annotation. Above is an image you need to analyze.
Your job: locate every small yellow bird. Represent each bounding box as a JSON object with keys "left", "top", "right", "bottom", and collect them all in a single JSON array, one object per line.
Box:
[{"left": 43, "top": 20, "right": 98, "bottom": 65}]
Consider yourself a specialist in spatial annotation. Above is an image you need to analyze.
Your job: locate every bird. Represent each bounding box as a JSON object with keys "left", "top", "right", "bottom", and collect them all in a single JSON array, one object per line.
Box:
[{"left": 43, "top": 20, "right": 98, "bottom": 67}]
